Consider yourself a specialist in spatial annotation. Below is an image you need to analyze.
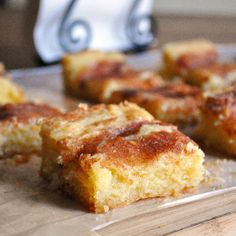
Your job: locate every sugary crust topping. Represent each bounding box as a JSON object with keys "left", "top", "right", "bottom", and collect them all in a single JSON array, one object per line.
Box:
[
  {"left": 107, "top": 84, "right": 203, "bottom": 125},
  {"left": 78, "top": 61, "right": 137, "bottom": 81},
  {"left": 176, "top": 50, "right": 218, "bottom": 71},
  {"left": 197, "top": 63, "right": 236, "bottom": 77},
  {"left": 42, "top": 102, "right": 154, "bottom": 142},
  {"left": 151, "top": 83, "right": 202, "bottom": 98},
  {"left": 93, "top": 130, "right": 191, "bottom": 168},
  {"left": 0, "top": 103, "right": 61, "bottom": 123},
  {"left": 109, "top": 71, "right": 164, "bottom": 87},
  {"left": 153, "top": 83, "right": 201, "bottom": 98},
  {"left": 58, "top": 120, "right": 191, "bottom": 168},
  {"left": 45, "top": 102, "right": 154, "bottom": 124},
  {"left": 163, "top": 39, "right": 218, "bottom": 76},
  {"left": 75, "top": 59, "right": 164, "bottom": 89},
  {"left": 42, "top": 102, "right": 199, "bottom": 168},
  {"left": 78, "top": 57, "right": 164, "bottom": 82},
  {"left": 202, "top": 88, "right": 236, "bottom": 136},
  {"left": 56, "top": 120, "right": 153, "bottom": 161},
  {"left": 205, "top": 88, "right": 236, "bottom": 114},
  {"left": 111, "top": 83, "right": 202, "bottom": 101},
  {"left": 100, "top": 72, "right": 165, "bottom": 102}
]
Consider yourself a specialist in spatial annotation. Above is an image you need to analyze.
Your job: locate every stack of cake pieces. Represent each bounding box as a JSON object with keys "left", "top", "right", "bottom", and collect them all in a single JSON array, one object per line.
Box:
[
  {"left": 162, "top": 39, "right": 236, "bottom": 91},
  {"left": 62, "top": 50, "right": 204, "bottom": 127},
  {"left": 62, "top": 51, "right": 165, "bottom": 102},
  {"left": 160, "top": 39, "right": 236, "bottom": 157}
]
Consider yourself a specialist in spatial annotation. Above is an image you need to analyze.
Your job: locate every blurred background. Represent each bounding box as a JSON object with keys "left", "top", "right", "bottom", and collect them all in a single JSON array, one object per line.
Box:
[{"left": 0, "top": 0, "right": 236, "bottom": 69}]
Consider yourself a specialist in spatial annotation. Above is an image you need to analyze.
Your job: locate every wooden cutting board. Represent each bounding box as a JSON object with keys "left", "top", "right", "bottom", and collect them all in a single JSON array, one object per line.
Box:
[{"left": 1, "top": 47, "right": 236, "bottom": 236}]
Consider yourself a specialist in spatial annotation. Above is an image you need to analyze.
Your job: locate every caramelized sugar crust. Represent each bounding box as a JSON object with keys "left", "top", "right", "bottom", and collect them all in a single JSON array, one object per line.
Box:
[
  {"left": 62, "top": 50, "right": 164, "bottom": 101},
  {"left": 162, "top": 39, "right": 218, "bottom": 77},
  {"left": 206, "top": 89, "right": 236, "bottom": 113},
  {"left": 110, "top": 83, "right": 201, "bottom": 100},
  {"left": 176, "top": 51, "right": 218, "bottom": 72},
  {"left": 203, "top": 88, "right": 236, "bottom": 135},
  {"left": 203, "top": 63, "right": 236, "bottom": 77},
  {"left": 190, "top": 63, "right": 236, "bottom": 84},
  {"left": 78, "top": 61, "right": 136, "bottom": 81},
  {"left": 77, "top": 61, "right": 164, "bottom": 102},
  {"left": 42, "top": 102, "right": 193, "bottom": 167},
  {"left": 0, "top": 103, "right": 60, "bottom": 123},
  {"left": 57, "top": 120, "right": 191, "bottom": 168},
  {"left": 0, "top": 103, "right": 61, "bottom": 158},
  {"left": 195, "top": 88, "right": 236, "bottom": 156},
  {"left": 108, "top": 83, "right": 203, "bottom": 125}
]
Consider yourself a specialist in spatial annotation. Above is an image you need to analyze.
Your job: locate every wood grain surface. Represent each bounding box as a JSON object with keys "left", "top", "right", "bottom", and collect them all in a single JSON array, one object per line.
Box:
[{"left": 96, "top": 190, "right": 236, "bottom": 236}]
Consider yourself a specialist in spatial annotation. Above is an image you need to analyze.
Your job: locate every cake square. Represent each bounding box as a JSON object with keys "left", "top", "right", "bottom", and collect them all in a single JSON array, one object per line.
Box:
[
  {"left": 62, "top": 51, "right": 164, "bottom": 102},
  {"left": 107, "top": 83, "right": 203, "bottom": 126},
  {"left": 99, "top": 71, "right": 165, "bottom": 103},
  {"left": 187, "top": 63, "right": 236, "bottom": 91},
  {"left": 161, "top": 39, "right": 218, "bottom": 78},
  {"left": 62, "top": 50, "right": 126, "bottom": 100},
  {"left": 0, "top": 103, "right": 61, "bottom": 158},
  {"left": 195, "top": 87, "right": 236, "bottom": 156},
  {"left": 40, "top": 102, "right": 205, "bottom": 213}
]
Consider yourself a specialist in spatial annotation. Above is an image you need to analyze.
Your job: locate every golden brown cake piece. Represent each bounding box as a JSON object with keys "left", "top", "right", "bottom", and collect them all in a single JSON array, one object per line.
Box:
[
  {"left": 108, "top": 83, "right": 203, "bottom": 126},
  {"left": 187, "top": 63, "right": 236, "bottom": 91},
  {"left": 162, "top": 39, "right": 218, "bottom": 78},
  {"left": 99, "top": 71, "right": 165, "bottom": 103},
  {"left": 40, "top": 102, "right": 205, "bottom": 213},
  {"left": 62, "top": 50, "right": 126, "bottom": 100},
  {"left": 0, "top": 103, "right": 61, "bottom": 158},
  {"left": 62, "top": 50, "right": 164, "bottom": 102},
  {"left": 0, "top": 77, "right": 26, "bottom": 105},
  {"left": 195, "top": 87, "right": 236, "bottom": 156}
]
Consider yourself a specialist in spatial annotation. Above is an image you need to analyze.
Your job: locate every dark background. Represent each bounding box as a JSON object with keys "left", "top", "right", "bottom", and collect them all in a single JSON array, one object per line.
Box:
[{"left": 0, "top": 0, "right": 236, "bottom": 69}]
